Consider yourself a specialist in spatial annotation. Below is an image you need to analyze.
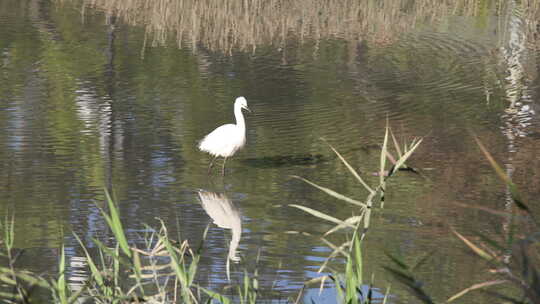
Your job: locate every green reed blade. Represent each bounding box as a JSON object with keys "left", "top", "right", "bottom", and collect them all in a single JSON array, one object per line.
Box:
[
  {"left": 390, "top": 127, "right": 403, "bottom": 158},
  {"left": 0, "top": 291, "right": 21, "bottom": 300},
  {"left": 470, "top": 231, "right": 505, "bottom": 253},
  {"left": 159, "top": 232, "right": 195, "bottom": 303},
  {"left": 58, "top": 245, "right": 67, "bottom": 304},
  {"left": 73, "top": 233, "right": 104, "bottom": 287},
  {"left": 90, "top": 237, "right": 131, "bottom": 267},
  {"left": 318, "top": 240, "right": 352, "bottom": 273},
  {"left": 132, "top": 250, "right": 145, "bottom": 298},
  {"left": 113, "top": 245, "right": 120, "bottom": 287},
  {"left": 104, "top": 189, "right": 132, "bottom": 258},
  {"left": 325, "top": 215, "right": 363, "bottom": 236},
  {"left": 289, "top": 204, "right": 355, "bottom": 228},
  {"left": 380, "top": 122, "right": 389, "bottom": 185},
  {"left": 9, "top": 271, "right": 50, "bottom": 289},
  {"left": 323, "top": 139, "right": 374, "bottom": 193},
  {"left": 187, "top": 255, "right": 200, "bottom": 286},
  {"left": 384, "top": 149, "right": 398, "bottom": 166},
  {"left": 361, "top": 208, "right": 372, "bottom": 241},
  {"left": 345, "top": 256, "right": 356, "bottom": 303},
  {"left": 452, "top": 228, "right": 493, "bottom": 261},
  {"left": 3, "top": 214, "right": 15, "bottom": 251},
  {"left": 200, "top": 287, "right": 231, "bottom": 304},
  {"left": 352, "top": 234, "right": 362, "bottom": 285},
  {"left": 0, "top": 273, "right": 16, "bottom": 285},
  {"left": 389, "top": 138, "right": 422, "bottom": 177},
  {"left": 473, "top": 136, "right": 530, "bottom": 217},
  {"left": 291, "top": 176, "right": 367, "bottom": 207},
  {"left": 243, "top": 270, "right": 249, "bottom": 303}
]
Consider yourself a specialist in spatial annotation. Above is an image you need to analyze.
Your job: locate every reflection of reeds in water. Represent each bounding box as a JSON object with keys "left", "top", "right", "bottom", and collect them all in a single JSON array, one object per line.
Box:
[{"left": 68, "top": 0, "right": 539, "bottom": 54}]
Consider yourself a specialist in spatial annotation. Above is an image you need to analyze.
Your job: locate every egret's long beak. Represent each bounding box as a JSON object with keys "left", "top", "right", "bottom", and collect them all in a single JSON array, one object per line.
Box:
[{"left": 243, "top": 106, "right": 251, "bottom": 113}]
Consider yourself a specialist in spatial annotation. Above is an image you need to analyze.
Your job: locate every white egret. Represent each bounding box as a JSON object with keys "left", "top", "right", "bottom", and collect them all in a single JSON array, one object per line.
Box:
[{"left": 198, "top": 96, "right": 250, "bottom": 175}]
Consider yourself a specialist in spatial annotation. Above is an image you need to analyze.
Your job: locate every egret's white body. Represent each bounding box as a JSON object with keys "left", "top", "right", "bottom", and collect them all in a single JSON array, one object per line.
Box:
[{"left": 199, "top": 96, "right": 250, "bottom": 175}]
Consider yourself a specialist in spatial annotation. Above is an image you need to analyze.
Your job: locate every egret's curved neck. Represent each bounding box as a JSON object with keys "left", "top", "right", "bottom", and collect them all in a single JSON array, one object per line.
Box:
[{"left": 234, "top": 104, "right": 246, "bottom": 131}]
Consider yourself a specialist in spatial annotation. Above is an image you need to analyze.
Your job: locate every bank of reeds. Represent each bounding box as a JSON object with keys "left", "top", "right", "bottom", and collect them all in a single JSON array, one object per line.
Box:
[{"left": 56, "top": 0, "right": 540, "bottom": 55}]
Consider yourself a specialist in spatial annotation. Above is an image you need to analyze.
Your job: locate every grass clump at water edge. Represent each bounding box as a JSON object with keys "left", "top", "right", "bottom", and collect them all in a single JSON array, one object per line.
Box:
[{"left": 0, "top": 191, "right": 204, "bottom": 303}]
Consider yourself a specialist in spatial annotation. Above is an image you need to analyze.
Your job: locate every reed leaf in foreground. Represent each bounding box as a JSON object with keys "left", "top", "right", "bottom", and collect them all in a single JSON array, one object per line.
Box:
[
  {"left": 158, "top": 220, "right": 199, "bottom": 304},
  {"left": 325, "top": 215, "right": 364, "bottom": 236},
  {"left": 101, "top": 189, "right": 132, "bottom": 258},
  {"left": 387, "top": 137, "right": 422, "bottom": 178},
  {"left": 73, "top": 233, "right": 111, "bottom": 299},
  {"left": 239, "top": 269, "right": 259, "bottom": 304},
  {"left": 131, "top": 249, "right": 146, "bottom": 299},
  {"left": 473, "top": 136, "right": 531, "bottom": 219},
  {"left": 451, "top": 228, "right": 494, "bottom": 261},
  {"left": 200, "top": 287, "right": 232, "bottom": 304},
  {"left": 0, "top": 267, "right": 50, "bottom": 289},
  {"left": 291, "top": 176, "right": 367, "bottom": 208},
  {"left": 380, "top": 121, "right": 389, "bottom": 186},
  {"left": 322, "top": 138, "right": 374, "bottom": 194},
  {"left": 289, "top": 204, "right": 356, "bottom": 228},
  {"left": 327, "top": 233, "right": 387, "bottom": 304},
  {"left": 57, "top": 245, "right": 67, "bottom": 304}
]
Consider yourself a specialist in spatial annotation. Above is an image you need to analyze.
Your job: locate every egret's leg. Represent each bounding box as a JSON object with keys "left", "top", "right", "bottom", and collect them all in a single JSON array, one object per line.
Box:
[
  {"left": 221, "top": 158, "right": 227, "bottom": 176},
  {"left": 208, "top": 156, "right": 218, "bottom": 174}
]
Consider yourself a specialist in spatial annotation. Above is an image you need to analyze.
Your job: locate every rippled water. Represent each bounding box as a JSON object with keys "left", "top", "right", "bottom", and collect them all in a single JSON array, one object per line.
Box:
[{"left": 1, "top": 0, "right": 540, "bottom": 302}]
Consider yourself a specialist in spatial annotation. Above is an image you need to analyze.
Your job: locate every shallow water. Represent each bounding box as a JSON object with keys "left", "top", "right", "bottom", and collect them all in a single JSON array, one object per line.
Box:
[{"left": 1, "top": 0, "right": 540, "bottom": 302}]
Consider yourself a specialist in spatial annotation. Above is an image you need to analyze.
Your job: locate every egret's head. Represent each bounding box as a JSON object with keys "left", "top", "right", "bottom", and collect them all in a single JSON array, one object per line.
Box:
[{"left": 235, "top": 96, "right": 250, "bottom": 112}]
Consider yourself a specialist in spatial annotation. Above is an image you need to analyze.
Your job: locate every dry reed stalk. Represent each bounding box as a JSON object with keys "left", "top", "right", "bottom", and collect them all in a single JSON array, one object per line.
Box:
[{"left": 58, "top": 0, "right": 539, "bottom": 54}]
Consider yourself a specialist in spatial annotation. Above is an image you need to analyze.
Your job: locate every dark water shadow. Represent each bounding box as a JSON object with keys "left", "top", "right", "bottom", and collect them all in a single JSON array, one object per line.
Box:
[{"left": 241, "top": 153, "right": 328, "bottom": 168}]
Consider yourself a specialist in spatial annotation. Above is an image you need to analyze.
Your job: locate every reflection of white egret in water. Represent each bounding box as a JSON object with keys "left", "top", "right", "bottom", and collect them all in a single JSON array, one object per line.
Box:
[{"left": 197, "top": 190, "right": 242, "bottom": 263}]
